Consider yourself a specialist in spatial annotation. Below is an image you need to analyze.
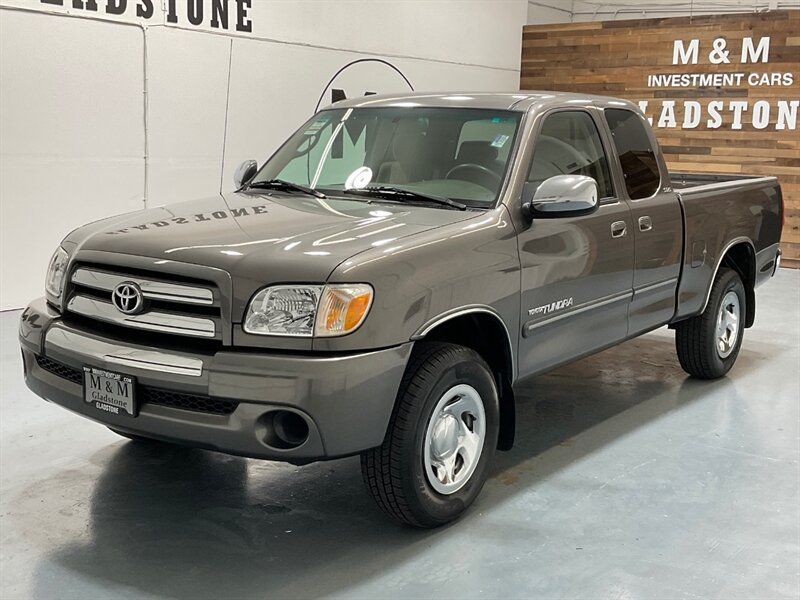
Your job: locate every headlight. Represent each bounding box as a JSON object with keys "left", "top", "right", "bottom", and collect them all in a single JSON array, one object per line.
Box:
[
  {"left": 244, "top": 285, "right": 324, "bottom": 337},
  {"left": 45, "top": 247, "right": 69, "bottom": 299},
  {"left": 244, "top": 283, "right": 373, "bottom": 338}
]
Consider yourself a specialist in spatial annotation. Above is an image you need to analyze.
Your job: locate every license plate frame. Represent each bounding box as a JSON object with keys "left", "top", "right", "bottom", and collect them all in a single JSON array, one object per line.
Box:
[{"left": 83, "top": 366, "right": 137, "bottom": 418}]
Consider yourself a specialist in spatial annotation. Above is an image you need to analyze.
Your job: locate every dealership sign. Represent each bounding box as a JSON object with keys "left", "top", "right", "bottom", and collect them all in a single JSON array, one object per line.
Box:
[
  {"left": 638, "top": 36, "right": 798, "bottom": 130},
  {"left": 38, "top": 0, "right": 253, "bottom": 32}
]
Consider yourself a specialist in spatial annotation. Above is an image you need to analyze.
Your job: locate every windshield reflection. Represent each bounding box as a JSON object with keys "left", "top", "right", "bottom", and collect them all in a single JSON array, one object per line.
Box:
[{"left": 251, "top": 107, "right": 522, "bottom": 208}]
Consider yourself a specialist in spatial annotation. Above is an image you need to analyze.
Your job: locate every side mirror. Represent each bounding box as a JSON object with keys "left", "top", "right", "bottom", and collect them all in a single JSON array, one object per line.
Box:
[
  {"left": 233, "top": 160, "right": 258, "bottom": 189},
  {"left": 521, "top": 175, "right": 599, "bottom": 220}
]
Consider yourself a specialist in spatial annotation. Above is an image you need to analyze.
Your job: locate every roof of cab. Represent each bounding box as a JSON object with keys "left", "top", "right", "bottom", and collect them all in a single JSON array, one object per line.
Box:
[{"left": 323, "top": 91, "right": 640, "bottom": 113}]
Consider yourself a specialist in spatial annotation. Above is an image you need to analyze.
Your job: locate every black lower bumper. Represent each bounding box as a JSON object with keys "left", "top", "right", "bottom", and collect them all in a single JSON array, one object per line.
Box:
[{"left": 19, "top": 298, "right": 412, "bottom": 463}]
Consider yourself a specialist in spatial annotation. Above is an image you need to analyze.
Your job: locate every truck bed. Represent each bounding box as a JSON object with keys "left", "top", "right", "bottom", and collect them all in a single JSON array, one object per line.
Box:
[
  {"left": 671, "top": 172, "right": 778, "bottom": 195},
  {"left": 670, "top": 171, "right": 782, "bottom": 323}
]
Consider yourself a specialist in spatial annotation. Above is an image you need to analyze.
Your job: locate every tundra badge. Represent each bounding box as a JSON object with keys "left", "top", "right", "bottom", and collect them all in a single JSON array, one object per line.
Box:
[{"left": 529, "top": 297, "right": 574, "bottom": 317}]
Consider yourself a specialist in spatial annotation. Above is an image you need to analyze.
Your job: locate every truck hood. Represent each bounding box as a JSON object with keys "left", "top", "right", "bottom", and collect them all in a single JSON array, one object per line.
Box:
[{"left": 69, "top": 191, "right": 480, "bottom": 282}]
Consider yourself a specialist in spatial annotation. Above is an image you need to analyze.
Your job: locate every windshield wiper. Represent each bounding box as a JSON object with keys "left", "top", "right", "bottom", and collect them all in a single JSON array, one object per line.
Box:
[
  {"left": 343, "top": 186, "right": 466, "bottom": 210},
  {"left": 246, "top": 179, "right": 326, "bottom": 199}
]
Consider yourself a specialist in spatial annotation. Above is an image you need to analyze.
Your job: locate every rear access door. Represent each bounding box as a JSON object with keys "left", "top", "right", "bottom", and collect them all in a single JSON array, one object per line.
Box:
[{"left": 603, "top": 108, "right": 683, "bottom": 335}]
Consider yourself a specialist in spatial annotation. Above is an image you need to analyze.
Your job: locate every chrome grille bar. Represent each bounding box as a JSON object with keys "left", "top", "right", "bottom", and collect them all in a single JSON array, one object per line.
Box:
[
  {"left": 71, "top": 268, "right": 214, "bottom": 306},
  {"left": 46, "top": 327, "right": 203, "bottom": 377},
  {"left": 67, "top": 295, "right": 217, "bottom": 338}
]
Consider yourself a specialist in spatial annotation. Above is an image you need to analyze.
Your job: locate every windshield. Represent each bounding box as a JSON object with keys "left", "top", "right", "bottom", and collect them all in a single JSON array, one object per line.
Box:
[{"left": 251, "top": 107, "right": 522, "bottom": 207}]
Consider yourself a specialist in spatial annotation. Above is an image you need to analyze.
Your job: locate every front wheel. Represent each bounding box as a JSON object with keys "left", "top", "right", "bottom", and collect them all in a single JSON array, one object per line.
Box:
[
  {"left": 675, "top": 267, "right": 746, "bottom": 379},
  {"left": 361, "top": 342, "right": 499, "bottom": 527}
]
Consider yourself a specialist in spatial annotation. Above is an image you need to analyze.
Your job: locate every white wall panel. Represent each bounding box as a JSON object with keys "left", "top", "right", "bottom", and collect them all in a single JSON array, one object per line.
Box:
[
  {"left": 0, "top": 10, "right": 144, "bottom": 310},
  {"left": 0, "top": 1, "right": 527, "bottom": 309},
  {"left": 527, "top": 1, "right": 572, "bottom": 24},
  {"left": 0, "top": 0, "right": 527, "bottom": 70},
  {"left": 146, "top": 27, "right": 231, "bottom": 205},
  {"left": 252, "top": 0, "right": 528, "bottom": 70}
]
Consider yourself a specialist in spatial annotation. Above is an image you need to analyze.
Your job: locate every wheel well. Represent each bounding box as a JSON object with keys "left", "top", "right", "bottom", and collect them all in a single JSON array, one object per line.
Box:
[
  {"left": 721, "top": 242, "right": 756, "bottom": 327},
  {"left": 422, "top": 313, "right": 516, "bottom": 450}
]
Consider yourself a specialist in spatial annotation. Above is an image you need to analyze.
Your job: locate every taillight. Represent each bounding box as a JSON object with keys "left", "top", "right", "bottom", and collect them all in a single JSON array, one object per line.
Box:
[{"left": 780, "top": 189, "right": 785, "bottom": 234}]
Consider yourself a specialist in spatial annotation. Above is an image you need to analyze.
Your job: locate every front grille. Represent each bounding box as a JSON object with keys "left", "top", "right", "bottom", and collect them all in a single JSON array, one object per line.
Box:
[
  {"left": 66, "top": 264, "right": 222, "bottom": 341},
  {"left": 139, "top": 387, "right": 238, "bottom": 415},
  {"left": 36, "top": 355, "right": 83, "bottom": 385},
  {"left": 35, "top": 355, "right": 238, "bottom": 416}
]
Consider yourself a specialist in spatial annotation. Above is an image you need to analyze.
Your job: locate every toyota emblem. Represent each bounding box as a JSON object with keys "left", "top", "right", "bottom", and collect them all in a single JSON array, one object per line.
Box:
[{"left": 112, "top": 281, "right": 145, "bottom": 315}]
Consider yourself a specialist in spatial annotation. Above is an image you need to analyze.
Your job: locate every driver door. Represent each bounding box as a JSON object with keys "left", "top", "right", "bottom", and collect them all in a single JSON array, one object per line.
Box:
[{"left": 516, "top": 108, "right": 634, "bottom": 378}]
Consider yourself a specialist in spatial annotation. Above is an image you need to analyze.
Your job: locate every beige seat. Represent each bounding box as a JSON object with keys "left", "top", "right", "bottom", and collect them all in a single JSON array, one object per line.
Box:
[{"left": 376, "top": 119, "right": 428, "bottom": 184}]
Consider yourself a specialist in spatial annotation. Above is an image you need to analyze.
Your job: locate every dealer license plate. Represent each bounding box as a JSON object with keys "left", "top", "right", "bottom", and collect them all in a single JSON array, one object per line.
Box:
[{"left": 83, "top": 367, "right": 137, "bottom": 417}]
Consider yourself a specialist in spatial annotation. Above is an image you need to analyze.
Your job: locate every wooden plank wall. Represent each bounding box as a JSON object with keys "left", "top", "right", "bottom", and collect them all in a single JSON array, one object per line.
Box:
[{"left": 521, "top": 10, "right": 799, "bottom": 267}]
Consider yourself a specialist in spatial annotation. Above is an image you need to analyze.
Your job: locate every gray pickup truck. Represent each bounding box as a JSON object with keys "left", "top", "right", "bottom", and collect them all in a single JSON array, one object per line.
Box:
[{"left": 20, "top": 92, "right": 783, "bottom": 527}]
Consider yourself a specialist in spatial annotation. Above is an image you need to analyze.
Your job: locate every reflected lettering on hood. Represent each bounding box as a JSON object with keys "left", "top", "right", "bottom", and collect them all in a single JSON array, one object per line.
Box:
[{"left": 105, "top": 205, "right": 269, "bottom": 235}]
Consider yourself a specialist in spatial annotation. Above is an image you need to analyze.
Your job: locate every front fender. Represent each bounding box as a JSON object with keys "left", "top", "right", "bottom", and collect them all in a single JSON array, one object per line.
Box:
[{"left": 312, "top": 207, "right": 521, "bottom": 356}]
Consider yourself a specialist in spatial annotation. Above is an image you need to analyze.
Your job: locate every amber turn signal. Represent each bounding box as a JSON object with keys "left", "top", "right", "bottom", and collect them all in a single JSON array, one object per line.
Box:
[{"left": 315, "top": 284, "right": 374, "bottom": 337}]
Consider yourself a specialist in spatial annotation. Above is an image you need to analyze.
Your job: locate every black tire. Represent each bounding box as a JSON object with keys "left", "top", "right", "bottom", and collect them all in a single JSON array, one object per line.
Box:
[
  {"left": 107, "top": 427, "right": 161, "bottom": 443},
  {"left": 360, "top": 342, "right": 500, "bottom": 528},
  {"left": 675, "top": 267, "right": 746, "bottom": 379}
]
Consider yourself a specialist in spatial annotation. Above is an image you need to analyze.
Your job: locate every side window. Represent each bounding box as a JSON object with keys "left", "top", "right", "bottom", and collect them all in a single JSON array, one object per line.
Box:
[
  {"left": 604, "top": 108, "right": 661, "bottom": 199},
  {"left": 527, "top": 111, "right": 614, "bottom": 199}
]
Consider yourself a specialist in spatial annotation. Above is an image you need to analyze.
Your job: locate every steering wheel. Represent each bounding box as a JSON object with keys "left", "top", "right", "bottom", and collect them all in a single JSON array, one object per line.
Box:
[{"left": 445, "top": 163, "right": 502, "bottom": 190}]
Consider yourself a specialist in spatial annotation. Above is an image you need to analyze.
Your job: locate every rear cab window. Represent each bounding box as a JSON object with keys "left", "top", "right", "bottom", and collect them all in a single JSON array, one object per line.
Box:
[{"left": 604, "top": 108, "right": 661, "bottom": 199}]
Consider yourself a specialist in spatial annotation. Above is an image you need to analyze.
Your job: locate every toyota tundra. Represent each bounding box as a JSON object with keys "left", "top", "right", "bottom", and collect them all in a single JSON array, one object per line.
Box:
[{"left": 19, "top": 92, "right": 784, "bottom": 527}]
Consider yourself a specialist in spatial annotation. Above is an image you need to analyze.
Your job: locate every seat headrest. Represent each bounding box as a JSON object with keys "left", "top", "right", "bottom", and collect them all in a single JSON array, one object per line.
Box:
[
  {"left": 455, "top": 141, "right": 499, "bottom": 165},
  {"left": 391, "top": 119, "right": 427, "bottom": 163}
]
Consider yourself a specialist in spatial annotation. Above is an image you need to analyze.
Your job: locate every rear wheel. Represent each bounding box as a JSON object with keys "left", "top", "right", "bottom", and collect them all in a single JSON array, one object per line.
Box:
[
  {"left": 675, "top": 267, "right": 746, "bottom": 379},
  {"left": 361, "top": 342, "right": 499, "bottom": 527}
]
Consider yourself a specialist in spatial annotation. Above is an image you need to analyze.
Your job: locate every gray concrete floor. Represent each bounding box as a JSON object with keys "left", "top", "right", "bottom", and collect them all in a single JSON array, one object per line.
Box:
[{"left": 1, "top": 271, "right": 798, "bottom": 600}]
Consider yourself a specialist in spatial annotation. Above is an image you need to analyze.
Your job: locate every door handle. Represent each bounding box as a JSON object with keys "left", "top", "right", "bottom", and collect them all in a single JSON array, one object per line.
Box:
[
  {"left": 639, "top": 216, "right": 653, "bottom": 232},
  {"left": 611, "top": 221, "right": 627, "bottom": 238}
]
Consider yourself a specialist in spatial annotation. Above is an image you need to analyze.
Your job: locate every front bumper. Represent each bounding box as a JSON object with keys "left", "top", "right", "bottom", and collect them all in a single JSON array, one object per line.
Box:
[{"left": 19, "top": 298, "right": 412, "bottom": 463}]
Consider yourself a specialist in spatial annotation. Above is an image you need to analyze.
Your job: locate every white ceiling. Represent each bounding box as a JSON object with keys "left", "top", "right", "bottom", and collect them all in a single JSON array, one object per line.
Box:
[{"left": 527, "top": 0, "right": 797, "bottom": 23}]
